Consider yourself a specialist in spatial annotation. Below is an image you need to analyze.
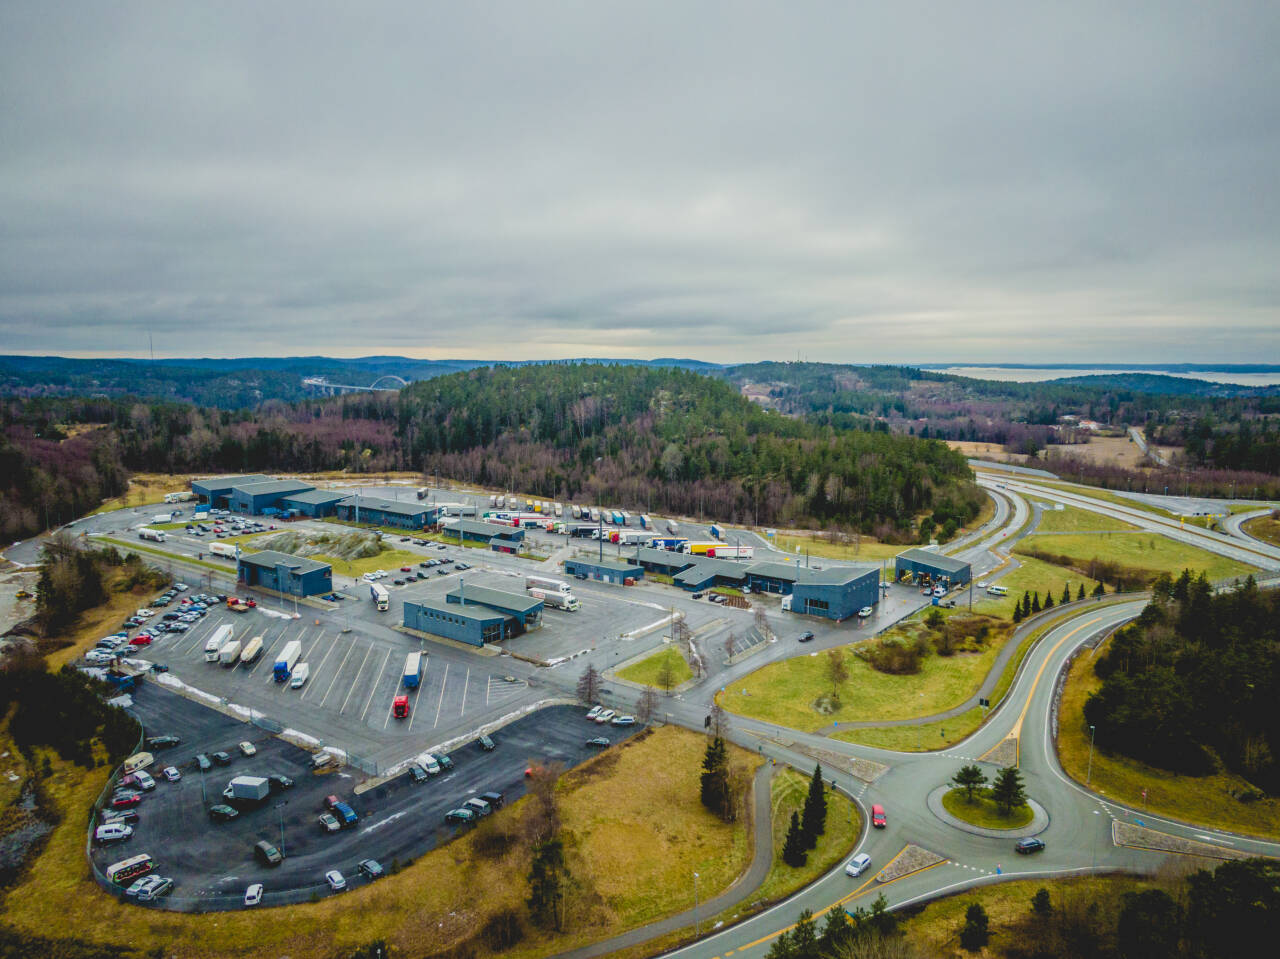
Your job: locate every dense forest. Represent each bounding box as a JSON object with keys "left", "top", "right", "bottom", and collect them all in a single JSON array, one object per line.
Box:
[
  {"left": 1085, "top": 572, "right": 1279, "bottom": 794},
  {"left": 0, "top": 365, "right": 981, "bottom": 542}
]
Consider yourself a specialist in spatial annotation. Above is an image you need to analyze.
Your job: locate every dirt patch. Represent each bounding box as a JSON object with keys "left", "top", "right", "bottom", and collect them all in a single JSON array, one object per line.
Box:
[
  {"left": 1112, "top": 821, "right": 1250, "bottom": 861},
  {"left": 876, "top": 844, "right": 945, "bottom": 883}
]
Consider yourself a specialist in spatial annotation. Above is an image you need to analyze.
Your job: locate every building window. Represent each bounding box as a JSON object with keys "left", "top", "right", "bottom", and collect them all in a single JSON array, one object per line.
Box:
[{"left": 807, "top": 599, "right": 830, "bottom": 612}]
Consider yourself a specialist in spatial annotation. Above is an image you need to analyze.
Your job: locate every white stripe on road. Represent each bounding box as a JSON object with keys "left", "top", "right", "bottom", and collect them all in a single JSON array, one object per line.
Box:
[
  {"left": 339, "top": 643, "right": 375, "bottom": 714},
  {"left": 318, "top": 638, "right": 360, "bottom": 708},
  {"left": 300, "top": 629, "right": 344, "bottom": 702},
  {"left": 433, "top": 663, "right": 450, "bottom": 728},
  {"left": 359, "top": 647, "right": 393, "bottom": 724}
]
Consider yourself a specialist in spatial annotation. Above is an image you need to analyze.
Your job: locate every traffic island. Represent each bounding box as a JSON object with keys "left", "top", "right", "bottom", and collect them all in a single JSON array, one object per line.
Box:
[
  {"left": 927, "top": 785, "right": 1048, "bottom": 838},
  {"left": 875, "top": 844, "right": 947, "bottom": 883}
]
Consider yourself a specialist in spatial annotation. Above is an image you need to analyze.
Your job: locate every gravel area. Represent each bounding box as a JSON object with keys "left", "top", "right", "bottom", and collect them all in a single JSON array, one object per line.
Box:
[
  {"left": 793, "top": 744, "right": 889, "bottom": 783},
  {"left": 876, "top": 844, "right": 946, "bottom": 883},
  {"left": 979, "top": 736, "right": 1018, "bottom": 768},
  {"left": 1112, "top": 822, "right": 1251, "bottom": 861}
]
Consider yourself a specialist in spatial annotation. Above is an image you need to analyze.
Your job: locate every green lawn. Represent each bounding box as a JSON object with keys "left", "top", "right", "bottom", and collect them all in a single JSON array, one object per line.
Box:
[
  {"left": 1243, "top": 514, "right": 1280, "bottom": 547},
  {"left": 98, "top": 538, "right": 225, "bottom": 574},
  {"left": 972, "top": 554, "right": 1092, "bottom": 618},
  {"left": 617, "top": 646, "right": 694, "bottom": 689},
  {"left": 719, "top": 622, "right": 1008, "bottom": 733},
  {"left": 1015, "top": 531, "right": 1259, "bottom": 583},
  {"left": 941, "top": 788, "right": 1033, "bottom": 829},
  {"left": 319, "top": 549, "right": 429, "bottom": 578},
  {"left": 753, "top": 768, "right": 860, "bottom": 904},
  {"left": 1034, "top": 505, "right": 1137, "bottom": 533},
  {"left": 833, "top": 706, "right": 986, "bottom": 752},
  {"left": 773, "top": 533, "right": 904, "bottom": 562}
]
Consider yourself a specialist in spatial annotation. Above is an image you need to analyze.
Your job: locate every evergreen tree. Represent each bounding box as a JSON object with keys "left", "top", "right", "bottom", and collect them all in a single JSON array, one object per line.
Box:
[
  {"left": 800, "top": 764, "right": 827, "bottom": 849},
  {"left": 1044, "top": 591, "right": 1055, "bottom": 610},
  {"left": 789, "top": 909, "right": 818, "bottom": 959},
  {"left": 1093, "top": 581, "right": 1106, "bottom": 596},
  {"left": 700, "top": 736, "right": 731, "bottom": 819},
  {"left": 1062, "top": 584, "right": 1072, "bottom": 605},
  {"left": 782, "top": 811, "right": 807, "bottom": 867},
  {"left": 959, "top": 903, "right": 990, "bottom": 951},
  {"left": 1031, "top": 887, "right": 1052, "bottom": 916},
  {"left": 1078, "top": 583, "right": 1087, "bottom": 601},
  {"left": 1022, "top": 590, "right": 1031, "bottom": 617},
  {"left": 991, "top": 766, "right": 1028, "bottom": 815},
  {"left": 1031, "top": 592, "right": 1042, "bottom": 614},
  {"left": 949, "top": 764, "right": 987, "bottom": 801},
  {"left": 526, "top": 838, "right": 569, "bottom": 931},
  {"left": 1012, "top": 602, "right": 1024, "bottom": 624},
  {"left": 818, "top": 906, "right": 851, "bottom": 953}
]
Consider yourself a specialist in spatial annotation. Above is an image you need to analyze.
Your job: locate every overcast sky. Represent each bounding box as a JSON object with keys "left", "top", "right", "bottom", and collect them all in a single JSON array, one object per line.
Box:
[{"left": 2, "top": 2, "right": 1278, "bottom": 364}]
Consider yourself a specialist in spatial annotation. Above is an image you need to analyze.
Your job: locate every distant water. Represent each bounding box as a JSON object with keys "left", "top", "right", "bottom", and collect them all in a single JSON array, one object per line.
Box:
[{"left": 933, "top": 367, "right": 1280, "bottom": 387}]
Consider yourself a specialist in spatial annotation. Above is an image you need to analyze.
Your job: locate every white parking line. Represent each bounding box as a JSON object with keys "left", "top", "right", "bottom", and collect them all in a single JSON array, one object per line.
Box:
[
  {"left": 259, "top": 624, "right": 304, "bottom": 682},
  {"left": 339, "top": 644, "right": 375, "bottom": 714},
  {"left": 459, "top": 668, "right": 470, "bottom": 717},
  {"left": 300, "top": 630, "right": 344, "bottom": 702},
  {"left": 432, "top": 663, "right": 450, "bottom": 728},
  {"left": 405, "top": 670, "right": 425, "bottom": 731},
  {"left": 318, "top": 639, "right": 360, "bottom": 708},
  {"left": 358, "top": 647, "right": 392, "bottom": 724}
]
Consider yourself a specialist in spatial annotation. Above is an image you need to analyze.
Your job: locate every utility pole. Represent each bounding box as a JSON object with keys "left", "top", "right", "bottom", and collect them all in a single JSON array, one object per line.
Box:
[{"left": 1086, "top": 724, "right": 1096, "bottom": 785}]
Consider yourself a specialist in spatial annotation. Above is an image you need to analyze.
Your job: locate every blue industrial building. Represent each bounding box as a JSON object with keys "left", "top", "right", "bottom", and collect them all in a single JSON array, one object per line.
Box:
[
  {"left": 894, "top": 548, "right": 971, "bottom": 587},
  {"left": 624, "top": 546, "right": 695, "bottom": 577},
  {"left": 229, "top": 479, "right": 316, "bottom": 515},
  {"left": 672, "top": 556, "right": 751, "bottom": 591},
  {"left": 191, "top": 474, "right": 272, "bottom": 510},
  {"left": 334, "top": 496, "right": 436, "bottom": 530},
  {"left": 446, "top": 584, "right": 542, "bottom": 632},
  {"left": 563, "top": 557, "right": 642, "bottom": 584},
  {"left": 403, "top": 599, "right": 508, "bottom": 647},
  {"left": 790, "top": 567, "right": 879, "bottom": 621},
  {"left": 280, "top": 489, "right": 347, "bottom": 518},
  {"left": 445, "top": 519, "right": 526, "bottom": 552},
  {"left": 237, "top": 550, "right": 333, "bottom": 596}
]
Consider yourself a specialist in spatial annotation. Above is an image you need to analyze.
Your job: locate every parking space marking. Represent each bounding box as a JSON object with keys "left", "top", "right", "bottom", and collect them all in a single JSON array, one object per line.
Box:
[
  {"left": 300, "top": 628, "right": 345, "bottom": 702},
  {"left": 339, "top": 642, "right": 375, "bottom": 714},
  {"left": 459, "top": 668, "right": 470, "bottom": 717},
  {"left": 358, "top": 647, "right": 393, "bottom": 724},
  {"left": 405, "top": 669, "right": 426, "bottom": 731},
  {"left": 318, "top": 638, "right": 360, "bottom": 708},
  {"left": 257, "top": 624, "right": 303, "bottom": 682},
  {"left": 432, "top": 663, "right": 450, "bottom": 728}
]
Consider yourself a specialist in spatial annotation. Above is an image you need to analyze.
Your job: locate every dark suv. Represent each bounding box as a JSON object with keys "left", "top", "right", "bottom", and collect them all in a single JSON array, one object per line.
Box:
[
  {"left": 1015, "top": 838, "right": 1046, "bottom": 854},
  {"left": 254, "top": 840, "right": 284, "bottom": 866}
]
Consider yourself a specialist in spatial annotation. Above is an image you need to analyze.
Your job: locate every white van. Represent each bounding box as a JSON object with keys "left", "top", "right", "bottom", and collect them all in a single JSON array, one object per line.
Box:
[
  {"left": 95, "top": 823, "right": 133, "bottom": 844},
  {"left": 289, "top": 663, "right": 310, "bottom": 689},
  {"left": 123, "top": 752, "right": 153, "bottom": 774},
  {"left": 986, "top": 585, "right": 1009, "bottom": 596},
  {"left": 132, "top": 770, "right": 156, "bottom": 791}
]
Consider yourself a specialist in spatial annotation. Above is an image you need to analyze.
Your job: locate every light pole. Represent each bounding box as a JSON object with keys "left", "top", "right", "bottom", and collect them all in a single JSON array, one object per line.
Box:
[
  {"left": 276, "top": 800, "right": 288, "bottom": 856},
  {"left": 1086, "top": 724, "right": 1096, "bottom": 785},
  {"left": 693, "top": 871, "right": 700, "bottom": 936}
]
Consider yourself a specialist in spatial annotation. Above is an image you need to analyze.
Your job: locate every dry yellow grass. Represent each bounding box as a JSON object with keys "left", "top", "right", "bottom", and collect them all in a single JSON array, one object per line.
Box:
[
  {"left": 43, "top": 577, "right": 156, "bottom": 672},
  {"left": 1243, "top": 513, "right": 1280, "bottom": 547},
  {"left": 1058, "top": 642, "right": 1280, "bottom": 839},
  {"left": 0, "top": 726, "right": 760, "bottom": 958}
]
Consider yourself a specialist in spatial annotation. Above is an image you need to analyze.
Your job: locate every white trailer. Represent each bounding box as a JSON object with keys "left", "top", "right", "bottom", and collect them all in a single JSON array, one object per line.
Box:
[
  {"left": 273, "top": 640, "right": 302, "bottom": 682},
  {"left": 239, "top": 635, "right": 264, "bottom": 664},
  {"left": 525, "top": 575, "right": 572, "bottom": 594},
  {"left": 210, "top": 541, "right": 238, "bottom": 559},
  {"left": 205, "top": 625, "right": 234, "bottom": 663},
  {"left": 370, "top": 583, "right": 390, "bottom": 611},
  {"left": 529, "top": 588, "right": 580, "bottom": 611},
  {"left": 163, "top": 492, "right": 195, "bottom": 504},
  {"left": 151, "top": 512, "right": 176, "bottom": 524},
  {"left": 137, "top": 528, "right": 165, "bottom": 543},
  {"left": 219, "top": 639, "right": 243, "bottom": 666}
]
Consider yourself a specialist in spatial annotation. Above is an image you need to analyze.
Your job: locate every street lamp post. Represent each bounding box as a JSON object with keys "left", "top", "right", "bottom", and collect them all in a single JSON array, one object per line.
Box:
[
  {"left": 1086, "top": 724, "right": 1096, "bottom": 785},
  {"left": 276, "top": 800, "right": 288, "bottom": 856},
  {"left": 693, "top": 871, "right": 700, "bottom": 936}
]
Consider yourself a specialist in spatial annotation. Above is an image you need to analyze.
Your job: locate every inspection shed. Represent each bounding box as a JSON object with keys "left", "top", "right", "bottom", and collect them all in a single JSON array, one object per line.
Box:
[
  {"left": 894, "top": 548, "right": 971, "bottom": 587},
  {"left": 237, "top": 550, "right": 333, "bottom": 596},
  {"left": 672, "top": 557, "right": 750, "bottom": 591},
  {"left": 564, "top": 557, "right": 642, "bottom": 584},
  {"left": 229, "top": 479, "right": 316, "bottom": 515},
  {"left": 624, "top": 546, "right": 696, "bottom": 577},
  {"left": 403, "top": 599, "right": 507, "bottom": 647},
  {"left": 335, "top": 496, "right": 436, "bottom": 530},
  {"left": 789, "top": 566, "right": 880, "bottom": 621},
  {"left": 446, "top": 583, "right": 542, "bottom": 633},
  {"left": 280, "top": 489, "right": 347, "bottom": 518},
  {"left": 743, "top": 560, "right": 809, "bottom": 595},
  {"left": 444, "top": 519, "right": 526, "bottom": 550},
  {"left": 191, "top": 474, "right": 272, "bottom": 510}
]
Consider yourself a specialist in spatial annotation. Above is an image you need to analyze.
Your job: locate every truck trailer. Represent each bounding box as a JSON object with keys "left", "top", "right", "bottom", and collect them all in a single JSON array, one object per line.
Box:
[
  {"left": 529, "top": 588, "right": 580, "bottom": 611},
  {"left": 273, "top": 641, "right": 302, "bottom": 682},
  {"left": 163, "top": 492, "right": 195, "bottom": 504},
  {"left": 223, "top": 775, "right": 270, "bottom": 805},
  {"left": 210, "top": 541, "right": 238, "bottom": 559},
  {"left": 402, "top": 651, "right": 424, "bottom": 688},
  {"left": 708, "top": 545, "right": 754, "bottom": 559},
  {"left": 709, "top": 524, "right": 724, "bottom": 539},
  {"left": 239, "top": 636, "right": 264, "bottom": 665},
  {"left": 289, "top": 662, "right": 310, "bottom": 688},
  {"left": 137, "top": 528, "right": 166, "bottom": 543},
  {"left": 681, "top": 542, "right": 719, "bottom": 556},
  {"left": 205, "top": 626, "right": 233, "bottom": 662},
  {"left": 218, "top": 639, "right": 243, "bottom": 666},
  {"left": 370, "top": 583, "right": 390, "bottom": 611},
  {"left": 526, "top": 575, "right": 572, "bottom": 594}
]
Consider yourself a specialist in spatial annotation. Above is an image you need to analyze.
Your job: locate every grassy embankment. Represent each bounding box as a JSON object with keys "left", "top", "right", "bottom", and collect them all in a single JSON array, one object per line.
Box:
[
  {"left": 971, "top": 554, "right": 1102, "bottom": 619},
  {"left": 617, "top": 646, "right": 694, "bottom": 688},
  {"left": 1057, "top": 639, "right": 1280, "bottom": 840},
  {"left": 1242, "top": 512, "right": 1280, "bottom": 547},
  {"left": 224, "top": 530, "right": 426, "bottom": 580},
  {"left": 0, "top": 727, "right": 762, "bottom": 958},
  {"left": 941, "top": 789, "right": 1033, "bottom": 829},
  {"left": 1014, "top": 531, "right": 1258, "bottom": 583},
  {"left": 773, "top": 533, "right": 904, "bottom": 562},
  {"left": 754, "top": 769, "right": 860, "bottom": 903},
  {"left": 1032, "top": 505, "right": 1137, "bottom": 534},
  {"left": 719, "top": 617, "right": 1012, "bottom": 734}
]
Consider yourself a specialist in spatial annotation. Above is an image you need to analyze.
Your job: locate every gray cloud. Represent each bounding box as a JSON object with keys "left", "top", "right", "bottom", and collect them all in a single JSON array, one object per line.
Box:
[{"left": 2, "top": 1, "right": 1278, "bottom": 363}]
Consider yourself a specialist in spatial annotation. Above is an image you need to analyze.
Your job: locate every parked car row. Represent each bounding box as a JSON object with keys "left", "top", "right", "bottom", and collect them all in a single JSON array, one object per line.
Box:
[{"left": 585, "top": 706, "right": 636, "bottom": 726}]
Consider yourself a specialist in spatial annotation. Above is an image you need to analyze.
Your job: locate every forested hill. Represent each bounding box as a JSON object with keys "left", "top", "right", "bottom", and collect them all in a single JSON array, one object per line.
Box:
[
  {"left": 399, "top": 364, "right": 981, "bottom": 538},
  {"left": 0, "top": 364, "right": 980, "bottom": 542},
  {"left": 1048, "top": 372, "right": 1280, "bottom": 398}
]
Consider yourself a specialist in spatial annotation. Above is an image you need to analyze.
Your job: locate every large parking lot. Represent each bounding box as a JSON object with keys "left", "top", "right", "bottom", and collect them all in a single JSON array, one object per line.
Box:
[{"left": 96, "top": 688, "right": 637, "bottom": 909}]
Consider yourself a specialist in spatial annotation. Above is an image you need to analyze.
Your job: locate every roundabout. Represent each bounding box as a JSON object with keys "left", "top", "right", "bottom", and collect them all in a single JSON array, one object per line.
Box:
[{"left": 927, "top": 784, "right": 1048, "bottom": 838}]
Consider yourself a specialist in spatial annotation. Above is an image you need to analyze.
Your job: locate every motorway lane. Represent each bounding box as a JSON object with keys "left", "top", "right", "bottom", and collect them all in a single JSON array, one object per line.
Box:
[{"left": 1223, "top": 507, "right": 1276, "bottom": 547}]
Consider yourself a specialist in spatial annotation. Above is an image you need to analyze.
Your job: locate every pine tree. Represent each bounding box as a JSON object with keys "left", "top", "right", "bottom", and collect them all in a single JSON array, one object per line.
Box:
[
  {"left": 1022, "top": 590, "right": 1031, "bottom": 616},
  {"left": 959, "top": 903, "right": 989, "bottom": 950},
  {"left": 1031, "top": 887, "right": 1052, "bottom": 915},
  {"left": 1044, "top": 591, "right": 1054, "bottom": 610},
  {"left": 1012, "top": 602, "right": 1024, "bottom": 624},
  {"left": 526, "top": 838, "right": 569, "bottom": 931},
  {"left": 1093, "top": 581, "right": 1106, "bottom": 597},
  {"left": 1062, "top": 584, "right": 1072, "bottom": 605},
  {"left": 1078, "top": 583, "right": 1087, "bottom": 601},
  {"left": 782, "top": 811, "right": 807, "bottom": 867},
  {"left": 991, "top": 766, "right": 1028, "bottom": 815},
  {"left": 949, "top": 763, "right": 987, "bottom": 801},
  {"left": 1031, "top": 592, "right": 1041, "bottom": 614},
  {"left": 700, "top": 736, "right": 730, "bottom": 819},
  {"left": 800, "top": 764, "right": 827, "bottom": 849}
]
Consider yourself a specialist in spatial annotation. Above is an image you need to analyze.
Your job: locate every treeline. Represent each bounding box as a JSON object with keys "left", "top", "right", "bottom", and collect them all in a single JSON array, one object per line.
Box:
[
  {"left": 1042, "top": 451, "right": 1280, "bottom": 502},
  {"left": 1085, "top": 572, "right": 1279, "bottom": 793},
  {"left": 34, "top": 537, "right": 167, "bottom": 636},
  {"left": 1156, "top": 416, "right": 1280, "bottom": 475},
  {"left": 0, "top": 665, "right": 141, "bottom": 769}
]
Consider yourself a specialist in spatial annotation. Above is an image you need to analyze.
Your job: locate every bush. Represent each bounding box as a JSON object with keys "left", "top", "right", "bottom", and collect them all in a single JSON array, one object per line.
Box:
[
  {"left": 859, "top": 634, "right": 929, "bottom": 675},
  {"left": 481, "top": 908, "right": 524, "bottom": 951}
]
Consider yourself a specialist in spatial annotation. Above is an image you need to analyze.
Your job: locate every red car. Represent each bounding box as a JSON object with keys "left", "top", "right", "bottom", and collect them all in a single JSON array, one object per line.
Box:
[
  {"left": 324, "top": 794, "right": 341, "bottom": 811},
  {"left": 871, "top": 804, "right": 887, "bottom": 828},
  {"left": 110, "top": 793, "right": 141, "bottom": 808},
  {"left": 400, "top": 566, "right": 412, "bottom": 573},
  {"left": 128, "top": 635, "right": 152, "bottom": 646}
]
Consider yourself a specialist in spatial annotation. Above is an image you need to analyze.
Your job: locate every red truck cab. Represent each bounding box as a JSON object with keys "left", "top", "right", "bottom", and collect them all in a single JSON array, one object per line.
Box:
[{"left": 393, "top": 695, "right": 410, "bottom": 719}]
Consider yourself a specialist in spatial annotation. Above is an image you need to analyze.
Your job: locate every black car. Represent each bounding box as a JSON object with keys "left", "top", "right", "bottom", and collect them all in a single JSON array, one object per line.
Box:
[
  {"left": 575, "top": 573, "right": 588, "bottom": 580},
  {"left": 419, "top": 562, "right": 430, "bottom": 569},
  {"left": 477, "top": 734, "right": 496, "bottom": 752},
  {"left": 798, "top": 631, "right": 815, "bottom": 643},
  {"left": 146, "top": 734, "right": 181, "bottom": 750},
  {"left": 211, "top": 751, "right": 232, "bottom": 766},
  {"left": 268, "top": 774, "right": 294, "bottom": 792},
  {"left": 1015, "top": 838, "right": 1046, "bottom": 854},
  {"left": 415, "top": 571, "right": 426, "bottom": 580},
  {"left": 208, "top": 804, "right": 239, "bottom": 822},
  {"left": 437, "top": 754, "right": 454, "bottom": 771},
  {"left": 393, "top": 579, "right": 405, "bottom": 586},
  {"left": 101, "top": 809, "right": 140, "bottom": 825},
  {"left": 409, "top": 763, "right": 429, "bottom": 784},
  {"left": 436, "top": 568, "right": 450, "bottom": 576},
  {"left": 479, "top": 791, "right": 504, "bottom": 809},
  {"left": 358, "top": 859, "right": 384, "bottom": 880}
]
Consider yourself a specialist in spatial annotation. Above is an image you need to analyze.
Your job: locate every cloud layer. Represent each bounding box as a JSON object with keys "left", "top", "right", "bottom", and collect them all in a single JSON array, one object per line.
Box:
[{"left": 2, "top": 1, "right": 1278, "bottom": 362}]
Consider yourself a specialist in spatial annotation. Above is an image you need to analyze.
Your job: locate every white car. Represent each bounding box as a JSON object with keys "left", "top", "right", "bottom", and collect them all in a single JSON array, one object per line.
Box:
[
  {"left": 857, "top": 607, "right": 873, "bottom": 618},
  {"left": 595, "top": 709, "right": 616, "bottom": 724},
  {"left": 845, "top": 853, "right": 872, "bottom": 877},
  {"left": 586, "top": 706, "right": 603, "bottom": 720},
  {"left": 163, "top": 766, "right": 181, "bottom": 782},
  {"left": 173, "top": 583, "right": 189, "bottom": 591},
  {"left": 422, "top": 754, "right": 441, "bottom": 775},
  {"left": 238, "top": 741, "right": 256, "bottom": 757},
  {"left": 325, "top": 869, "right": 346, "bottom": 891},
  {"left": 361, "top": 572, "right": 377, "bottom": 583},
  {"left": 85, "top": 650, "right": 115, "bottom": 665},
  {"left": 244, "top": 882, "right": 263, "bottom": 906},
  {"left": 977, "top": 581, "right": 988, "bottom": 589}
]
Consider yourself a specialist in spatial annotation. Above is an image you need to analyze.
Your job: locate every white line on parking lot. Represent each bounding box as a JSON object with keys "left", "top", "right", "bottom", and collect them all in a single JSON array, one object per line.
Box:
[
  {"left": 339, "top": 643, "right": 375, "bottom": 714},
  {"left": 405, "top": 668, "right": 425, "bottom": 731},
  {"left": 358, "top": 646, "right": 392, "bottom": 724},
  {"left": 300, "top": 629, "right": 344, "bottom": 702},
  {"left": 432, "top": 662, "right": 450, "bottom": 728},
  {"left": 318, "top": 638, "right": 360, "bottom": 708},
  {"left": 459, "top": 668, "right": 470, "bottom": 717}
]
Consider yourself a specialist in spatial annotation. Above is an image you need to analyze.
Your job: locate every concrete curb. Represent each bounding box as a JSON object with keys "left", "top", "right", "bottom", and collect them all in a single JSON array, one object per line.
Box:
[{"left": 926, "top": 785, "right": 1048, "bottom": 839}]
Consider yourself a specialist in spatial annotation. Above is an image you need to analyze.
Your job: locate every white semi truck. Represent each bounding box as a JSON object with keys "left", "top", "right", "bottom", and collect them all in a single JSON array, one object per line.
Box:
[{"left": 529, "top": 588, "right": 580, "bottom": 611}]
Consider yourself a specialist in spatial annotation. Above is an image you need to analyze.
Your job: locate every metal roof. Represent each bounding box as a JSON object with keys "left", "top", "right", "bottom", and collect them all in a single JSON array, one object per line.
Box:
[
  {"left": 569, "top": 558, "right": 637, "bottom": 575},
  {"left": 793, "top": 566, "right": 878, "bottom": 586},
  {"left": 743, "top": 561, "right": 804, "bottom": 582},
  {"left": 191, "top": 473, "right": 272, "bottom": 492},
  {"left": 337, "top": 496, "right": 431, "bottom": 518},
  {"left": 447, "top": 584, "right": 542, "bottom": 615},
  {"left": 237, "top": 549, "right": 331, "bottom": 575},
  {"left": 232, "top": 479, "right": 316, "bottom": 497},
  {"left": 626, "top": 547, "right": 695, "bottom": 571},
  {"left": 450, "top": 519, "right": 519, "bottom": 538},
  {"left": 280, "top": 489, "right": 347, "bottom": 505},
  {"left": 673, "top": 557, "right": 749, "bottom": 586},
  {"left": 406, "top": 599, "right": 507, "bottom": 623},
  {"left": 894, "top": 548, "right": 971, "bottom": 575}
]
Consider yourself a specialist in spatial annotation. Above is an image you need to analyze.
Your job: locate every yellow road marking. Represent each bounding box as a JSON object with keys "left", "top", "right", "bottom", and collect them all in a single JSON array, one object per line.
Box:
[{"left": 1009, "top": 616, "right": 1100, "bottom": 747}]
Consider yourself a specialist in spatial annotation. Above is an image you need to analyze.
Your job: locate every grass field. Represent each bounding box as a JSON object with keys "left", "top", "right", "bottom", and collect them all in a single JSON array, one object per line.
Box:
[
  {"left": 1243, "top": 513, "right": 1280, "bottom": 547},
  {"left": 1014, "top": 531, "right": 1259, "bottom": 583},
  {"left": 1057, "top": 642, "right": 1280, "bottom": 840},
  {"left": 43, "top": 574, "right": 160, "bottom": 672},
  {"left": 311, "top": 549, "right": 425, "bottom": 578},
  {"left": 941, "top": 788, "right": 1033, "bottom": 829},
  {"left": 0, "top": 726, "right": 761, "bottom": 958},
  {"left": 772, "top": 533, "right": 903, "bottom": 562},
  {"left": 832, "top": 707, "right": 987, "bottom": 752},
  {"left": 719, "top": 620, "right": 1009, "bottom": 733},
  {"left": 617, "top": 646, "right": 694, "bottom": 688},
  {"left": 753, "top": 768, "right": 860, "bottom": 904},
  {"left": 98, "top": 538, "right": 226, "bottom": 575},
  {"left": 1033, "top": 505, "right": 1137, "bottom": 534},
  {"left": 972, "top": 555, "right": 1098, "bottom": 618},
  {"left": 88, "top": 473, "right": 206, "bottom": 515}
]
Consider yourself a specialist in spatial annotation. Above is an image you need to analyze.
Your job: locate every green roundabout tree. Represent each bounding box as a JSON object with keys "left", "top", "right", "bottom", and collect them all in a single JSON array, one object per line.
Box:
[{"left": 942, "top": 764, "right": 1034, "bottom": 829}]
